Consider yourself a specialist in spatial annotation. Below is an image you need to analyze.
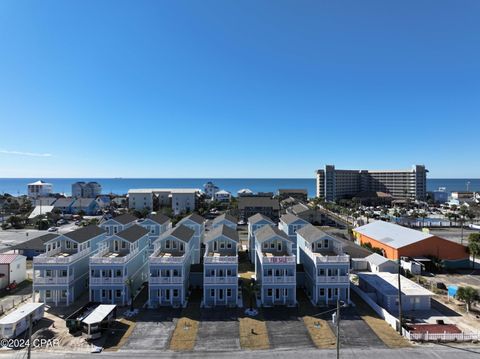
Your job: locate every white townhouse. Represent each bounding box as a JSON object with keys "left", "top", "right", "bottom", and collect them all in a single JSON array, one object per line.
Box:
[
  {"left": 254, "top": 225, "right": 296, "bottom": 306},
  {"left": 247, "top": 213, "right": 275, "bottom": 263},
  {"left": 136, "top": 213, "right": 172, "bottom": 253},
  {"left": 100, "top": 213, "right": 137, "bottom": 236},
  {"left": 212, "top": 213, "right": 237, "bottom": 230},
  {"left": 177, "top": 213, "right": 205, "bottom": 265},
  {"left": 203, "top": 225, "right": 239, "bottom": 307},
  {"left": 297, "top": 224, "right": 350, "bottom": 306},
  {"left": 278, "top": 213, "right": 309, "bottom": 262},
  {"left": 148, "top": 225, "right": 195, "bottom": 307},
  {"left": 214, "top": 190, "right": 232, "bottom": 203}
]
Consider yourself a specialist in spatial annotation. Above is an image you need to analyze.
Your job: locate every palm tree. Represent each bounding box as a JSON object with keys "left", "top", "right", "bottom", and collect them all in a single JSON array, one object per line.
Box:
[
  {"left": 456, "top": 286, "right": 478, "bottom": 313},
  {"left": 243, "top": 280, "right": 259, "bottom": 311},
  {"left": 468, "top": 233, "right": 480, "bottom": 269}
]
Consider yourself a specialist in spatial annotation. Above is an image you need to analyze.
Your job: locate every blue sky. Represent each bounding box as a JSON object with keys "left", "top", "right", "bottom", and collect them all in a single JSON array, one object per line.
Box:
[{"left": 0, "top": 1, "right": 479, "bottom": 178}]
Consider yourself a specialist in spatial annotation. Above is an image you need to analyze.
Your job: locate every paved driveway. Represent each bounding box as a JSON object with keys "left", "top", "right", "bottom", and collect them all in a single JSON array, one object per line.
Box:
[
  {"left": 194, "top": 308, "right": 240, "bottom": 351},
  {"left": 263, "top": 308, "right": 314, "bottom": 349},
  {"left": 330, "top": 306, "right": 386, "bottom": 348},
  {"left": 122, "top": 309, "right": 180, "bottom": 350}
]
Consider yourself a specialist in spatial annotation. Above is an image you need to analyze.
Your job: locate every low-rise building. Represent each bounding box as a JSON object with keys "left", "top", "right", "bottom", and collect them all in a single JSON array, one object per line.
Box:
[
  {"left": 358, "top": 272, "right": 433, "bottom": 313},
  {"left": 72, "top": 182, "right": 102, "bottom": 198},
  {"left": 33, "top": 225, "right": 106, "bottom": 306},
  {"left": 27, "top": 180, "right": 53, "bottom": 198},
  {"left": 89, "top": 225, "right": 150, "bottom": 305},
  {"left": 53, "top": 197, "right": 75, "bottom": 214},
  {"left": 238, "top": 196, "right": 280, "bottom": 221},
  {"left": 204, "top": 181, "right": 219, "bottom": 200},
  {"left": 297, "top": 225, "right": 350, "bottom": 306},
  {"left": 13, "top": 233, "right": 58, "bottom": 259},
  {"left": 0, "top": 254, "right": 27, "bottom": 290},
  {"left": 203, "top": 225, "right": 239, "bottom": 307},
  {"left": 177, "top": 213, "right": 205, "bottom": 265},
  {"left": 278, "top": 189, "right": 308, "bottom": 202},
  {"left": 254, "top": 226, "right": 296, "bottom": 306},
  {"left": 71, "top": 198, "right": 100, "bottom": 215},
  {"left": 136, "top": 213, "right": 172, "bottom": 253},
  {"left": 100, "top": 213, "right": 137, "bottom": 236},
  {"left": 214, "top": 190, "right": 231, "bottom": 203},
  {"left": 247, "top": 213, "right": 275, "bottom": 263},
  {"left": 212, "top": 213, "right": 237, "bottom": 230},
  {"left": 364, "top": 253, "right": 398, "bottom": 273},
  {"left": 148, "top": 225, "right": 195, "bottom": 307}
]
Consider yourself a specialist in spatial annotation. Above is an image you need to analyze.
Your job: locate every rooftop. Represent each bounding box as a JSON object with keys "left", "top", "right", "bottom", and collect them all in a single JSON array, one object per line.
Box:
[
  {"left": 111, "top": 213, "right": 138, "bottom": 225},
  {"left": 0, "top": 254, "right": 24, "bottom": 264},
  {"left": 365, "top": 253, "right": 395, "bottom": 266},
  {"left": 255, "top": 225, "right": 289, "bottom": 242},
  {"left": 161, "top": 225, "right": 195, "bottom": 243},
  {"left": 13, "top": 233, "right": 59, "bottom": 251},
  {"left": 248, "top": 213, "right": 274, "bottom": 225},
  {"left": 0, "top": 303, "right": 44, "bottom": 325},
  {"left": 280, "top": 213, "right": 306, "bottom": 225},
  {"left": 205, "top": 224, "right": 239, "bottom": 243},
  {"left": 358, "top": 272, "right": 433, "bottom": 296},
  {"left": 296, "top": 224, "right": 330, "bottom": 243},
  {"left": 213, "top": 213, "right": 237, "bottom": 225},
  {"left": 353, "top": 220, "right": 433, "bottom": 249},
  {"left": 238, "top": 196, "right": 279, "bottom": 210},
  {"left": 180, "top": 213, "right": 205, "bottom": 225},
  {"left": 115, "top": 225, "right": 149, "bottom": 243},
  {"left": 63, "top": 225, "right": 106, "bottom": 243},
  {"left": 147, "top": 213, "right": 170, "bottom": 225}
]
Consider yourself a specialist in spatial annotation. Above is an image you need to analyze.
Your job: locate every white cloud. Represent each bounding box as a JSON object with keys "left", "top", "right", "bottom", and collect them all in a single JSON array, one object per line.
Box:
[{"left": 0, "top": 149, "right": 52, "bottom": 157}]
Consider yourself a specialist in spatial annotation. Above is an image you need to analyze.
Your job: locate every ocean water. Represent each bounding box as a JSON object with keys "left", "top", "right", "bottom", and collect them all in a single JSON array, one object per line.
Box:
[{"left": 0, "top": 178, "right": 479, "bottom": 198}]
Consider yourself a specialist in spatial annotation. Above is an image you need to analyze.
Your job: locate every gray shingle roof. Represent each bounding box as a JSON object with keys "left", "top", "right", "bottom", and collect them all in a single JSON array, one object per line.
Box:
[
  {"left": 213, "top": 213, "right": 237, "bottom": 226},
  {"left": 296, "top": 224, "right": 329, "bottom": 243},
  {"left": 116, "top": 225, "right": 149, "bottom": 243},
  {"left": 112, "top": 213, "right": 138, "bottom": 225},
  {"left": 53, "top": 197, "right": 75, "bottom": 207},
  {"left": 280, "top": 213, "right": 306, "bottom": 225},
  {"left": 147, "top": 213, "right": 170, "bottom": 225},
  {"left": 254, "top": 225, "right": 289, "bottom": 242},
  {"left": 162, "top": 225, "right": 195, "bottom": 243},
  {"left": 238, "top": 197, "right": 280, "bottom": 210},
  {"left": 291, "top": 203, "right": 311, "bottom": 214},
  {"left": 181, "top": 213, "right": 205, "bottom": 225},
  {"left": 353, "top": 221, "right": 433, "bottom": 249},
  {"left": 205, "top": 224, "right": 239, "bottom": 243},
  {"left": 63, "top": 225, "right": 106, "bottom": 243},
  {"left": 248, "top": 213, "right": 274, "bottom": 225},
  {"left": 13, "top": 233, "right": 59, "bottom": 251}
]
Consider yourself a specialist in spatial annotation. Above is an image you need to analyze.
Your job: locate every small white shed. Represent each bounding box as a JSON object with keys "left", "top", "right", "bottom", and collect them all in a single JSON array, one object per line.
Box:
[
  {"left": 0, "top": 254, "right": 27, "bottom": 289},
  {"left": 365, "top": 253, "right": 398, "bottom": 273},
  {"left": 0, "top": 303, "right": 45, "bottom": 339}
]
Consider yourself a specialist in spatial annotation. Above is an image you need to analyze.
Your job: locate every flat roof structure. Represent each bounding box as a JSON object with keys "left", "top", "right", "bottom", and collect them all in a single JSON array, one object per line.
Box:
[
  {"left": 358, "top": 272, "right": 432, "bottom": 296},
  {"left": 82, "top": 304, "right": 116, "bottom": 325},
  {"left": 0, "top": 303, "right": 44, "bottom": 325}
]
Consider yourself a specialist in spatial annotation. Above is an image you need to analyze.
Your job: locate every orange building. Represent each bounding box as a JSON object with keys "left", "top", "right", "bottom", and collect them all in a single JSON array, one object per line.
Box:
[{"left": 352, "top": 221, "right": 469, "bottom": 268}]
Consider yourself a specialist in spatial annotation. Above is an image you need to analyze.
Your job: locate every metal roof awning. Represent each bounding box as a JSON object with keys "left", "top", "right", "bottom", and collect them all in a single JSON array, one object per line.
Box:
[{"left": 82, "top": 305, "right": 116, "bottom": 325}]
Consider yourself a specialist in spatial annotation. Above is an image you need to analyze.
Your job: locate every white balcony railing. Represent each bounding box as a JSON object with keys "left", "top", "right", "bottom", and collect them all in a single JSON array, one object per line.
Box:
[
  {"left": 204, "top": 255, "right": 237, "bottom": 264},
  {"left": 90, "top": 277, "right": 126, "bottom": 285},
  {"left": 316, "top": 275, "right": 350, "bottom": 284},
  {"left": 262, "top": 276, "right": 296, "bottom": 284},
  {"left": 90, "top": 248, "right": 138, "bottom": 264},
  {"left": 150, "top": 276, "right": 184, "bottom": 284},
  {"left": 34, "top": 248, "right": 91, "bottom": 264},
  {"left": 150, "top": 254, "right": 186, "bottom": 264},
  {"left": 262, "top": 256, "right": 296, "bottom": 264},
  {"left": 315, "top": 255, "right": 350, "bottom": 263},
  {"left": 34, "top": 276, "right": 74, "bottom": 284},
  {"left": 203, "top": 276, "right": 237, "bottom": 284}
]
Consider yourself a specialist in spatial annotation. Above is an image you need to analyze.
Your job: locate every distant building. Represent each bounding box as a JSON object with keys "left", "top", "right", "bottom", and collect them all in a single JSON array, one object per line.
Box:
[
  {"left": 316, "top": 164, "right": 428, "bottom": 201},
  {"left": 70, "top": 198, "right": 100, "bottom": 215},
  {"left": 27, "top": 181, "right": 53, "bottom": 198},
  {"left": 204, "top": 181, "right": 219, "bottom": 200},
  {"left": 352, "top": 221, "right": 469, "bottom": 268},
  {"left": 278, "top": 189, "right": 308, "bottom": 202},
  {"left": 72, "top": 182, "right": 102, "bottom": 198},
  {"left": 364, "top": 253, "right": 398, "bottom": 273},
  {"left": 237, "top": 188, "right": 254, "bottom": 197},
  {"left": 128, "top": 188, "right": 200, "bottom": 215},
  {"left": 430, "top": 187, "right": 448, "bottom": 204},
  {"left": 52, "top": 197, "right": 76, "bottom": 214},
  {"left": 214, "top": 190, "right": 231, "bottom": 203},
  {"left": 238, "top": 196, "right": 280, "bottom": 221},
  {"left": 212, "top": 213, "right": 237, "bottom": 230}
]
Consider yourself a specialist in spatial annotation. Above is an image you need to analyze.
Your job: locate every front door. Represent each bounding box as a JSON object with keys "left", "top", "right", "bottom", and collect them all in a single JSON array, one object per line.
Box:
[
  {"left": 275, "top": 288, "right": 281, "bottom": 301},
  {"left": 328, "top": 288, "right": 333, "bottom": 300},
  {"left": 219, "top": 289, "right": 224, "bottom": 300}
]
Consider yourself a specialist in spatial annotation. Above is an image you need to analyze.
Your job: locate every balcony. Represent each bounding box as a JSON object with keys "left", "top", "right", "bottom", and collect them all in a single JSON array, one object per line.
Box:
[
  {"left": 261, "top": 255, "right": 296, "bottom": 264},
  {"left": 34, "top": 247, "right": 91, "bottom": 264},
  {"left": 315, "top": 254, "right": 350, "bottom": 264},
  {"left": 150, "top": 252, "right": 187, "bottom": 264},
  {"left": 316, "top": 275, "right": 350, "bottom": 284},
  {"left": 204, "top": 276, "right": 237, "bottom": 284},
  {"left": 204, "top": 255, "right": 237, "bottom": 264},
  {"left": 262, "top": 275, "right": 296, "bottom": 284},
  {"left": 90, "top": 248, "right": 138, "bottom": 264},
  {"left": 90, "top": 277, "right": 126, "bottom": 285},
  {"left": 34, "top": 275, "right": 74, "bottom": 284},
  {"left": 150, "top": 276, "right": 184, "bottom": 285}
]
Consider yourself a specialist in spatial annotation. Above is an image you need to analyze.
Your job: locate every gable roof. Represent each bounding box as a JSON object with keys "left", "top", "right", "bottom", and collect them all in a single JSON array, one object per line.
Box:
[
  {"left": 53, "top": 197, "right": 75, "bottom": 207},
  {"left": 180, "top": 213, "right": 205, "bottom": 225},
  {"left": 365, "top": 253, "right": 395, "bottom": 266},
  {"left": 248, "top": 213, "right": 274, "bottom": 225},
  {"left": 255, "top": 225, "right": 289, "bottom": 242},
  {"left": 13, "top": 233, "right": 59, "bottom": 251},
  {"left": 291, "top": 203, "right": 311, "bottom": 214},
  {"left": 280, "top": 213, "right": 307, "bottom": 225},
  {"left": 296, "top": 224, "right": 330, "bottom": 243},
  {"left": 116, "top": 224, "right": 149, "bottom": 243},
  {"left": 213, "top": 213, "right": 237, "bottom": 226},
  {"left": 111, "top": 213, "right": 138, "bottom": 225},
  {"left": 161, "top": 225, "right": 195, "bottom": 243},
  {"left": 353, "top": 221, "right": 433, "bottom": 249},
  {"left": 0, "top": 254, "right": 24, "bottom": 264},
  {"left": 63, "top": 225, "right": 106, "bottom": 243},
  {"left": 71, "top": 198, "right": 97, "bottom": 208},
  {"left": 147, "top": 213, "right": 170, "bottom": 225},
  {"left": 205, "top": 224, "right": 239, "bottom": 243}
]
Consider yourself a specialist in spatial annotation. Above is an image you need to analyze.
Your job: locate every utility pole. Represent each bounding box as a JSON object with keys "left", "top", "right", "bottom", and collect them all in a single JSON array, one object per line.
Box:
[
  {"left": 397, "top": 257, "right": 403, "bottom": 335},
  {"left": 27, "top": 313, "right": 32, "bottom": 359},
  {"left": 336, "top": 297, "right": 340, "bottom": 359}
]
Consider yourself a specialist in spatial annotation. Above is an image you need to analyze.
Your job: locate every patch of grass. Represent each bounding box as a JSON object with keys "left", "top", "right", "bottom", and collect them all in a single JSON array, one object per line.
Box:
[
  {"left": 352, "top": 292, "right": 411, "bottom": 348},
  {"left": 169, "top": 293, "right": 201, "bottom": 351},
  {"left": 239, "top": 316, "right": 270, "bottom": 350},
  {"left": 303, "top": 316, "right": 336, "bottom": 349}
]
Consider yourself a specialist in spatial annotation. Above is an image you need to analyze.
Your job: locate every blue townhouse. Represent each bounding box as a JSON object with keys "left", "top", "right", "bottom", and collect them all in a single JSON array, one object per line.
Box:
[
  {"left": 89, "top": 225, "right": 150, "bottom": 305},
  {"left": 254, "top": 225, "right": 296, "bottom": 306},
  {"left": 33, "top": 225, "right": 106, "bottom": 306},
  {"left": 177, "top": 213, "right": 205, "bottom": 265},
  {"left": 278, "top": 213, "right": 309, "bottom": 263},
  {"left": 148, "top": 225, "right": 195, "bottom": 307},
  {"left": 297, "top": 224, "right": 350, "bottom": 306},
  {"left": 212, "top": 213, "right": 237, "bottom": 230},
  {"left": 247, "top": 213, "right": 275, "bottom": 263},
  {"left": 203, "top": 225, "right": 239, "bottom": 307},
  {"left": 99, "top": 213, "right": 137, "bottom": 236},
  {"left": 136, "top": 213, "right": 172, "bottom": 253}
]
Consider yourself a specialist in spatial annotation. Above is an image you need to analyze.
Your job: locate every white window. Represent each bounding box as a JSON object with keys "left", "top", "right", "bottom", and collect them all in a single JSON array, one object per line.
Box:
[
  {"left": 66, "top": 241, "right": 71, "bottom": 249},
  {"left": 323, "top": 239, "right": 329, "bottom": 248},
  {"left": 121, "top": 241, "right": 127, "bottom": 249},
  {"left": 45, "top": 290, "right": 51, "bottom": 298}
]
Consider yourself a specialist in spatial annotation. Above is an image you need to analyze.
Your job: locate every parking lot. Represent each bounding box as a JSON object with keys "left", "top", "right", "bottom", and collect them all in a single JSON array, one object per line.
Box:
[
  {"left": 263, "top": 308, "right": 314, "bottom": 349},
  {"left": 195, "top": 308, "right": 240, "bottom": 351}
]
